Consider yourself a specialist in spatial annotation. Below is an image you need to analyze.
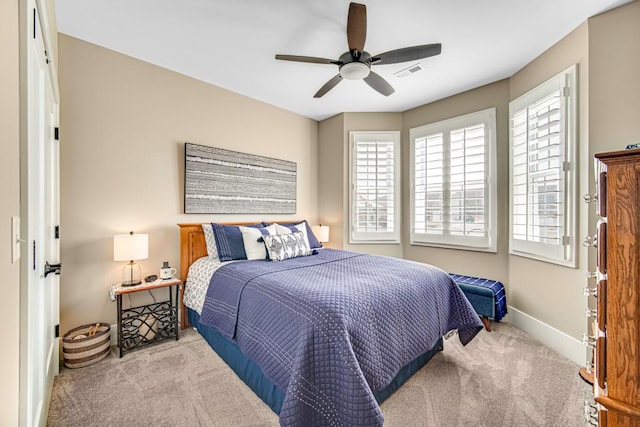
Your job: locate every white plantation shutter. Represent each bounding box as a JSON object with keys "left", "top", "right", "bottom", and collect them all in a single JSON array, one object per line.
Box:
[
  {"left": 450, "top": 124, "right": 486, "bottom": 238},
  {"left": 509, "top": 65, "right": 576, "bottom": 266},
  {"left": 411, "top": 108, "right": 496, "bottom": 251},
  {"left": 511, "top": 93, "right": 563, "bottom": 244},
  {"left": 350, "top": 132, "right": 400, "bottom": 243},
  {"left": 414, "top": 133, "right": 444, "bottom": 236}
]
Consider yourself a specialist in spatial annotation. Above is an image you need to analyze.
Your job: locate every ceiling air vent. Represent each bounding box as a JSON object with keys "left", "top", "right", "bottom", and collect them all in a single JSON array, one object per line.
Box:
[{"left": 394, "top": 63, "right": 424, "bottom": 78}]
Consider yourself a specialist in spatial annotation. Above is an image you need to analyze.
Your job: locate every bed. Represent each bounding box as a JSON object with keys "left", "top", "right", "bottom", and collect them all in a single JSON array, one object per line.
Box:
[{"left": 178, "top": 222, "right": 482, "bottom": 426}]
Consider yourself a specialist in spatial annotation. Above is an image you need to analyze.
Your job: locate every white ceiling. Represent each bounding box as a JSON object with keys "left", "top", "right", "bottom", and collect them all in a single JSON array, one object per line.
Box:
[{"left": 55, "top": 0, "right": 632, "bottom": 121}]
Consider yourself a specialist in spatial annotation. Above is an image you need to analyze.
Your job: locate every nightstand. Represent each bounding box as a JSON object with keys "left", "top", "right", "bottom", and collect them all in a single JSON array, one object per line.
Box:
[{"left": 111, "top": 278, "right": 181, "bottom": 358}]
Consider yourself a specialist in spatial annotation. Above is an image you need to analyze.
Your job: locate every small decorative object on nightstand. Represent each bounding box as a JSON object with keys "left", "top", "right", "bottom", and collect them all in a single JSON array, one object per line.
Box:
[
  {"left": 159, "top": 261, "right": 176, "bottom": 279},
  {"left": 109, "top": 278, "right": 181, "bottom": 358}
]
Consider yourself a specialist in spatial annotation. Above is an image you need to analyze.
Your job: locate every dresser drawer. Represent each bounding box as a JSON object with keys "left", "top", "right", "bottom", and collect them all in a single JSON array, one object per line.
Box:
[
  {"left": 596, "top": 336, "right": 606, "bottom": 390},
  {"left": 597, "top": 170, "right": 607, "bottom": 217},
  {"left": 597, "top": 280, "right": 607, "bottom": 333},
  {"left": 597, "top": 219, "right": 607, "bottom": 275}
]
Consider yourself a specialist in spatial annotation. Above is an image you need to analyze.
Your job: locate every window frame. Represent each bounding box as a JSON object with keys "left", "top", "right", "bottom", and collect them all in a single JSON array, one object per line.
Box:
[
  {"left": 348, "top": 131, "right": 401, "bottom": 244},
  {"left": 508, "top": 65, "right": 577, "bottom": 267},
  {"left": 409, "top": 108, "right": 497, "bottom": 252}
]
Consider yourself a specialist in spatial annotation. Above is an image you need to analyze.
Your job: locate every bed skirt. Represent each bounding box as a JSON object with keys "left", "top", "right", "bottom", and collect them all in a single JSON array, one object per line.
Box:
[{"left": 188, "top": 308, "right": 444, "bottom": 415}]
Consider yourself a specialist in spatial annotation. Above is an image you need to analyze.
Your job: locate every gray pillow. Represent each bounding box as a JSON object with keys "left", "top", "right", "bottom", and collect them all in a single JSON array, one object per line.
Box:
[{"left": 201, "top": 223, "right": 219, "bottom": 260}]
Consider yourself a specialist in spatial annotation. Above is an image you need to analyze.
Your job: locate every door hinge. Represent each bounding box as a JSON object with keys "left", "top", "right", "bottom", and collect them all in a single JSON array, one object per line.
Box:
[
  {"left": 54, "top": 225, "right": 60, "bottom": 239},
  {"left": 562, "top": 236, "right": 570, "bottom": 245},
  {"left": 55, "top": 324, "right": 60, "bottom": 338},
  {"left": 563, "top": 86, "right": 570, "bottom": 97},
  {"left": 54, "top": 127, "right": 59, "bottom": 141},
  {"left": 562, "top": 161, "right": 571, "bottom": 172}
]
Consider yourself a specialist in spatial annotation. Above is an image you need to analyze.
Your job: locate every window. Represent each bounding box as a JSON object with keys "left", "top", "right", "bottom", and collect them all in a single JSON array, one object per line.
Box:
[
  {"left": 509, "top": 65, "right": 577, "bottom": 267},
  {"left": 410, "top": 108, "right": 497, "bottom": 251},
  {"left": 349, "top": 131, "right": 400, "bottom": 243}
]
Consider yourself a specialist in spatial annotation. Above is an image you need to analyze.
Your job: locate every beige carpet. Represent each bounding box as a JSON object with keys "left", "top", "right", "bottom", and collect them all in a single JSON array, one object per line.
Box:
[{"left": 47, "top": 322, "right": 589, "bottom": 426}]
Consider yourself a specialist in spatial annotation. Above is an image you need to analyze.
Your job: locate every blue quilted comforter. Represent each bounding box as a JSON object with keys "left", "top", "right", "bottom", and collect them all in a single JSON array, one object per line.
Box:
[{"left": 200, "top": 249, "right": 482, "bottom": 426}]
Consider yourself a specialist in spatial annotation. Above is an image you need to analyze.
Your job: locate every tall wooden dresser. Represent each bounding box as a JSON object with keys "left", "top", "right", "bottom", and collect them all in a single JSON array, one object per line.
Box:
[{"left": 589, "top": 149, "right": 640, "bottom": 426}]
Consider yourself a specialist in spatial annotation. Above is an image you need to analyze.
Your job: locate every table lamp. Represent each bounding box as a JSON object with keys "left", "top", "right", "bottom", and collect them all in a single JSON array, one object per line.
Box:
[
  {"left": 113, "top": 231, "right": 148, "bottom": 286},
  {"left": 312, "top": 225, "right": 330, "bottom": 243}
]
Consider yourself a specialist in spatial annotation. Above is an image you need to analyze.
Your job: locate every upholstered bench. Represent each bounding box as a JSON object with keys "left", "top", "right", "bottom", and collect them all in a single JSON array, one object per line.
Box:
[{"left": 449, "top": 274, "right": 507, "bottom": 332}]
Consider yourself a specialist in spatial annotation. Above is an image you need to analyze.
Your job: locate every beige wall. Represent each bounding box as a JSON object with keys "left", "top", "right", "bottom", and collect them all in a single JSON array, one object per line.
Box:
[
  {"left": 318, "top": 114, "right": 345, "bottom": 248},
  {"left": 1, "top": 0, "right": 21, "bottom": 424},
  {"left": 587, "top": 1, "right": 640, "bottom": 342},
  {"left": 589, "top": 0, "right": 640, "bottom": 153},
  {"left": 318, "top": 112, "right": 404, "bottom": 258},
  {"left": 58, "top": 35, "right": 319, "bottom": 331},
  {"left": 402, "top": 80, "right": 510, "bottom": 285},
  {"left": 508, "top": 23, "right": 590, "bottom": 340}
]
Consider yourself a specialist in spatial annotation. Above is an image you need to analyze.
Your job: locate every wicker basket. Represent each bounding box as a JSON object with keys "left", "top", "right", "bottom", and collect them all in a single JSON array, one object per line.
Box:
[{"left": 62, "top": 323, "right": 111, "bottom": 368}]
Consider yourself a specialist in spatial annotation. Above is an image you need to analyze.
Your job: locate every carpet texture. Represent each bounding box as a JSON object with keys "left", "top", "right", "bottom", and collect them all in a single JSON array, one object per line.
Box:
[{"left": 47, "top": 322, "right": 589, "bottom": 426}]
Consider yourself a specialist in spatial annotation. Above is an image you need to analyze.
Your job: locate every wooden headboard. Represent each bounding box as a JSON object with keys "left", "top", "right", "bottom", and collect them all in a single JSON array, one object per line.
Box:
[
  {"left": 178, "top": 221, "right": 303, "bottom": 329},
  {"left": 178, "top": 223, "right": 207, "bottom": 329}
]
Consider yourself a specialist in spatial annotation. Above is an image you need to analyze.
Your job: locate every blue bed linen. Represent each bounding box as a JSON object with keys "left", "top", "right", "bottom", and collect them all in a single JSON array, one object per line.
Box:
[
  {"left": 188, "top": 308, "right": 285, "bottom": 413},
  {"left": 200, "top": 249, "right": 482, "bottom": 426},
  {"left": 188, "top": 308, "right": 444, "bottom": 415}
]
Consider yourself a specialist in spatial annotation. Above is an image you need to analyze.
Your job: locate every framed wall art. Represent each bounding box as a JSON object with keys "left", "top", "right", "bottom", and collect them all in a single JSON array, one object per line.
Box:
[{"left": 184, "top": 142, "right": 297, "bottom": 214}]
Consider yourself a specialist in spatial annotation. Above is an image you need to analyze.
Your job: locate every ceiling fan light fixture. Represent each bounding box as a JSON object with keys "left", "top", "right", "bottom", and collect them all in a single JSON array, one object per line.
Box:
[{"left": 339, "top": 62, "right": 370, "bottom": 80}]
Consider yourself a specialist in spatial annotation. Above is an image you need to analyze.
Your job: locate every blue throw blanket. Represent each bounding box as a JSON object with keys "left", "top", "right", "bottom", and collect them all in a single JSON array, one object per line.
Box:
[{"left": 200, "top": 249, "right": 482, "bottom": 426}]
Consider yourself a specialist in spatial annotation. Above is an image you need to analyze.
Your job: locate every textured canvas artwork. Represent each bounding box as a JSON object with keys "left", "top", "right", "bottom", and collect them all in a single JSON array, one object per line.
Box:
[{"left": 184, "top": 143, "right": 297, "bottom": 214}]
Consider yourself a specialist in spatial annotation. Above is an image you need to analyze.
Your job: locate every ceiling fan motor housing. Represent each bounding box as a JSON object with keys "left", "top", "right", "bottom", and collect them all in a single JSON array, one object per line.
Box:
[{"left": 338, "top": 51, "right": 371, "bottom": 80}]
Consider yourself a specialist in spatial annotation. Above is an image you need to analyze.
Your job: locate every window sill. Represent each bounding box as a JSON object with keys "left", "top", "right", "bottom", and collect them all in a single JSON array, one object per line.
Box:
[
  {"left": 410, "top": 241, "right": 497, "bottom": 254},
  {"left": 349, "top": 240, "right": 401, "bottom": 245},
  {"left": 508, "top": 250, "right": 577, "bottom": 268}
]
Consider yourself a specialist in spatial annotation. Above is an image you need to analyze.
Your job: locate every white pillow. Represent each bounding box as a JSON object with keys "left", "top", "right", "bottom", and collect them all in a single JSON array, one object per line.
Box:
[
  {"left": 240, "top": 224, "right": 277, "bottom": 260},
  {"left": 273, "top": 222, "right": 311, "bottom": 249}
]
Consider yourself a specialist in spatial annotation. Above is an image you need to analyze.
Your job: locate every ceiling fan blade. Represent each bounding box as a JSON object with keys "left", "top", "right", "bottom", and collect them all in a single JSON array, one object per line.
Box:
[
  {"left": 364, "top": 71, "right": 394, "bottom": 96},
  {"left": 347, "top": 3, "right": 367, "bottom": 56},
  {"left": 275, "top": 54, "right": 340, "bottom": 65},
  {"left": 371, "top": 44, "right": 442, "bottom": 65},
  {"left": 314, "top": 74, "right": 343, "bottom": 98}
]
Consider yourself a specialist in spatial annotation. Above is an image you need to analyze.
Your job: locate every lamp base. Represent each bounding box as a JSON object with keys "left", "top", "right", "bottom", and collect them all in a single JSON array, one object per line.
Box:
[
  {"left": 121, "top": 279, "right": 142, "bottom": 287},
  {"left": 122, "top": 261, "right": 142, "bottom": 287}
]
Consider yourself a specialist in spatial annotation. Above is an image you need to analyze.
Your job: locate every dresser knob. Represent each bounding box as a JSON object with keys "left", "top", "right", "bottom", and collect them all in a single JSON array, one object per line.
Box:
[
  {"left": 586, "top": 271, "right": 598, "bottom": 280},
  {"left": 583, "top": 286, "right": 597, "bottom": 297},
  {"left": 585, "top": 308, "right": 597, "bottom": 318},
  {"left": 583, "top": 193, "right": 598, "bottom": 204},
  {"left": 583, "top": 235, "right": 597, "bottom": 247},
  {"left": 582, "top": 333, "right": 596, "bottom": 348}
]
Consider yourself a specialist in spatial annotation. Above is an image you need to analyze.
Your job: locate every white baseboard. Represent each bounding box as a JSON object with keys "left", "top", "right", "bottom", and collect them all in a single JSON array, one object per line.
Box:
[{"left": 505, "top": 305, "right": 587, "bottom": 366}]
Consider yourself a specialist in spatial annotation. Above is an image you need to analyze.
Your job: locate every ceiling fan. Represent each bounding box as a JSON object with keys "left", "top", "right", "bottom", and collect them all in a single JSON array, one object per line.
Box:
[{"left": 275, "top": 2, "right": 442, "bottom": 98}]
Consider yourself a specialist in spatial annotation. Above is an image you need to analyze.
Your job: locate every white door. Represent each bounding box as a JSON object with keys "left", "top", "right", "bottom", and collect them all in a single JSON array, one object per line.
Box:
[
  {"left": 41, "top": 65, "right": 60, "bottom": 422},
  {"left": 22, "top": 3, "right": 60, "bottom": 426}
]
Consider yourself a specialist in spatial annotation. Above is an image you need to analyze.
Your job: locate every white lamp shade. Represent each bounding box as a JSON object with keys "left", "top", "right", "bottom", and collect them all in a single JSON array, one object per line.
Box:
[
  {"left": 312, "top": 225, "right": 330, "bottom": 243},
  {"left": 113, "top": 233, "right": 148, "bottom": 261}
]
